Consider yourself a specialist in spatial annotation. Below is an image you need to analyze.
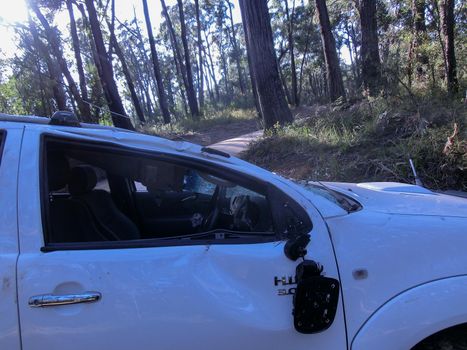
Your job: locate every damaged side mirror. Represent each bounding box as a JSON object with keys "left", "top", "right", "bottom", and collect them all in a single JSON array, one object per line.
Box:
[{"left": 292, "top": 260, "right": 340, "bottom": 334}]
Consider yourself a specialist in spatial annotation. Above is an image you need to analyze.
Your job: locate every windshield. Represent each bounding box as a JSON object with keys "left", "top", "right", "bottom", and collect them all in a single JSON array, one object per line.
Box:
[{"left": 297, "top": 181, "right": 362, "bottom": 213}]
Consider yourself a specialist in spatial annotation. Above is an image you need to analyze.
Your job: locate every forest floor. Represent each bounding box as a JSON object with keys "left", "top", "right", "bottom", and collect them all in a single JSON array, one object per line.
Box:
[
  {"left": 241, "top": 97, "right": 466, "bottom": 191},
  {"left": 177, "top": 117, "right": 260, "bottom": 146},
  {"left": 142, "top": 107, "right": 262, "bottom": 146},
  {"left": 147, "top": 98, "right": 466, "bottom": 191}
]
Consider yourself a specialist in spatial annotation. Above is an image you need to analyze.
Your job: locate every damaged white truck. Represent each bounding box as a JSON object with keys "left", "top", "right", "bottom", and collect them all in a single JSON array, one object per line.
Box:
[{"left": 1, "top": 112, "right": 466, "bottom": 350}]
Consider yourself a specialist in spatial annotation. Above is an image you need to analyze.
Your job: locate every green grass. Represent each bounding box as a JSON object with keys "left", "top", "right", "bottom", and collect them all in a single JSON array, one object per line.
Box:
[
  {"left": 139, "top": 107, "right": 257, "bottom": 137},
  {"left": 244, "top": 96, "right": 467, "bottom": 190}
]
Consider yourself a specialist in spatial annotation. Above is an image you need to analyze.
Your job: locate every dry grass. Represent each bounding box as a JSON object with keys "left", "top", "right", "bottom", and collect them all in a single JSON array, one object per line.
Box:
[
  {"left": 138, "top": 107, "right": 260, "bottom": 146},
  {"left": 243, "top": 96, "right": 467, "bottom": 190}
]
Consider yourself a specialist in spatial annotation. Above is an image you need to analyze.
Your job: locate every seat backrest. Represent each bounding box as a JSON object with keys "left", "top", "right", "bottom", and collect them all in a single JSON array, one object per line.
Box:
[
  {"left": 47, "top": 153, "right": 108, "bottom": 243},
  {"left": 68, "top": 166, "right": 140, "bottom": 241},
  {"left": 49, "top": 197, "right": 109, "bottom": 243}
]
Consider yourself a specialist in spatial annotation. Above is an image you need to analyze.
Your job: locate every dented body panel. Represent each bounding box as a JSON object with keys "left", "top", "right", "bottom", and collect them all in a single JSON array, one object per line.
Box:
[{"left": 16, "top": 127, "right": 347, "bottom": 350}]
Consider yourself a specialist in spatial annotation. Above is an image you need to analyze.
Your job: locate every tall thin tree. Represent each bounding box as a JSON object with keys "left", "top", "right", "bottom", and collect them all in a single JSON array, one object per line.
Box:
[
  {"left": 66, "top": 0, "right": 92, "bottom": 120},
  {"left": 29, "top": 1, "right": 91, "bottom": 120},
  {"left": 284, "top": 0, "right": 298, "bottom": 105},
  {"left": 84, "top": 0, "right": 134, "bottom": 129},
  {"left": 227, "top": 0, "right": 245, "bottom": 95},
  {"left": 439, "top": 0, "right": 458, "bottom": 94},
  {"left": 109, "top": 28, "right": 146, "bottom": 124},
  {"left": 238, "top": 0, "right": 293, "bottom": 129},
  {"left": 315, "top": 0, "right": 346, "bottom": 102},
  {"left": 142, "top": 0, "right": 171, "bottom": 124},
  {"left": 359, "top": 0, "right": 382, "bottom": 96},
  {"left": 177, "top": 0, "right": 200, "bottom": 118},
  {"left": 194, "top": 0, "right": 204, "bottom": 110},
  {"left": 28, "top": 15, "right": 67, "bottom": 111}
]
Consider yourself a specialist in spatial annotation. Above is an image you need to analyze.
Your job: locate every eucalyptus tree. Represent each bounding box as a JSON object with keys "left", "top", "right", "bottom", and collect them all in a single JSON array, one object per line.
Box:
[
  {"left": 359, "top": 0, "right": 382, "bottom": 96},
  {"left": 315, "top": 0, "right": 346, "bottom": 102},
  {"left": 238, "top": 0, "right": 293, "bottom": 128},
  {"left": 142, "top": 0, "right": 171, "bottom": 124}
]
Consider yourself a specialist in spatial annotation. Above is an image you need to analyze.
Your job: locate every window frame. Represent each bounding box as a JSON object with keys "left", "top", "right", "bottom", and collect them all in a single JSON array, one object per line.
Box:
[
  {"left": 40, "top": 134, "right": 311, "bottom": 252},
  {"left": 0, "top": 130, "right": 6, "bottom": 167}
]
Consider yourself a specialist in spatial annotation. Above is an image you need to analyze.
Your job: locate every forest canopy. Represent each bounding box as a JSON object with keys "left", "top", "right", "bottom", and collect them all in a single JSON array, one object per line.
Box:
[{"left": 0, "top": 0, "right": 464, "bottom": 127}]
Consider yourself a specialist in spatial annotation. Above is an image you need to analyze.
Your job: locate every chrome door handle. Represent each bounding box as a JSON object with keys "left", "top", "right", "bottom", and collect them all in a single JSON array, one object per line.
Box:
[{"left": 28, "top": 291, "right": 101, "bottom": 308}]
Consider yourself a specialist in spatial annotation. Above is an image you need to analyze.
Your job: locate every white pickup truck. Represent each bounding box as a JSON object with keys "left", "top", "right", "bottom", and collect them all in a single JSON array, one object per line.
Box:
[{"left": 1, "top": 112, "right": 466, "bottom": 350}]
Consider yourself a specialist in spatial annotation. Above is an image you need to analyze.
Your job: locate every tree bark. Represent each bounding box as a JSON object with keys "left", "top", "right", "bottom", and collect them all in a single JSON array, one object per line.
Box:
[
  {"left": 359, "top": 0, "right": 382, "bottom": 96},
  {"left": 284, "top": 0, "right": 298, "bottom": 106},
  {"left": 28, "top": 15, "right": 67, "bottom": 111},
  {"left": 408, "top": 0, "right": 428, "bottom": 84},
  {"left": 160, "top": 0, "right": 191, "bottom": 114},
  {"left": 202, "top": 30, "right": 220, "bottom": 101},
  {"left": 194, "top": 0, "right": 204, "bottom": 110},
  {"left": 30, "top": 2, "right": 91, "bottom": 121},
  {"left": 227, "top": 0, "right": 246, "bottom": 95},
  {"left": 110, "top": 32, "right": 146, "bottom": 123},
  {"left": 238, "top": 0, "right": 293, "bottom": 129},
  {"left": 315, "top": 0, "right": 346, "bottom": 102},
  {"left": 240, "top": 10, "right": 261, "bottom": 118},
  {"left": 177, "top": 0, "right": 200, "bottom": 118},
  {"left": 439, "top": 0, "right": 458, "bottom": 94},
  {"left": 66, "top": 0, "right": 92, "bottom": 120},
  {"left": 84, "top": 0, "right": 134, "bottom": 129},
  {"left": 142, "top": 0, "right": 171, "bottom": 124}
]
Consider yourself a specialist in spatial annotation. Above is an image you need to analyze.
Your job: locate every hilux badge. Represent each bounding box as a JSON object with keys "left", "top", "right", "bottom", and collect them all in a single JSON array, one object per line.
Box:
[{"left": 275, "top": 275, "right": 297, "bottom": 296}]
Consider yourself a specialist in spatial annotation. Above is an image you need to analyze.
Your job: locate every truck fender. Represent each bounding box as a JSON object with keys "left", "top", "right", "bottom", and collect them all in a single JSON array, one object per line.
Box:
[{"left": 351, "top": 275, "right": 467, "bottom": 350}]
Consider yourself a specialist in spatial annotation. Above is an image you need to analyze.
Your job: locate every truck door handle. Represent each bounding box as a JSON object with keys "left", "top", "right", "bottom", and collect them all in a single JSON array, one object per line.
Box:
[{"left": 28, "top": 291, "right": 101, "bottom": 307}]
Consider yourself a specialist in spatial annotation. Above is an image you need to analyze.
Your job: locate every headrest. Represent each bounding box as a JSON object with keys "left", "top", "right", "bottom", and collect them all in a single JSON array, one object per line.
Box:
[
  {"left": 47, "top": 152, "right": 70, "bottom": 191},
  {"left": 140, "top": 164, "right": 186, "bottom": 193},
  {"left": 69, "top": 166, "right": 97, "bottom": 195}
]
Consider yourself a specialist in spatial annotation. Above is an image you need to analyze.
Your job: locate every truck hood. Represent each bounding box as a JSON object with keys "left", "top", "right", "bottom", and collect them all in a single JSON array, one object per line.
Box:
[{"left": 323, "top": 181, "right": 467, "bottom": 218}]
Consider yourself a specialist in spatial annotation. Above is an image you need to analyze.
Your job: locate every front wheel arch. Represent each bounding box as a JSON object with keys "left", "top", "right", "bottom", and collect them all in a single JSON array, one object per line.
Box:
[
  {"left": 351, "top": 276, "right": 467, "bottom": 350},
  {"left": 411, "top": 323, "right": 467, "bottom": 350}
]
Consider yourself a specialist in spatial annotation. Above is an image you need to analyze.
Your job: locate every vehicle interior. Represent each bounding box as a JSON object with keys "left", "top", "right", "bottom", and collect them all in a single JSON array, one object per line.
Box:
[{"left": 43, "top": 139, "right": 276, "bottom": 245}]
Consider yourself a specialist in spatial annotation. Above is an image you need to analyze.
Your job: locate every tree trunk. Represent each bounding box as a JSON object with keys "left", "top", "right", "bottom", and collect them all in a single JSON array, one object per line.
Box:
[
  {"left": 227, "top": 0, "right": 246, "bottom": 95},
  {"left": 284, "top": 0, "right": 298, "bottom": 106},
  {"left": 315, "top": 0, "right": 346, "bottom": 102},
  {"left": 66, "top": 0, "right": 92, "bottom": 121},
  {"left": 177, "top": 0, "right": 200, "bottom": 118},
  {"left": 110, "top": 33, "right": 146, "bottom": 123},
  {"left": 160, "top": 0, "right": 191, "bottom": 113},
  {"left": 240, "top": 10, "right": 261, "bottom": 118},
  {"left": 359, "top": 0, "right": 382, "bottom": 96},
  {"left": 349, "top": 21, "right": 362, "bottom": 85},
  {"left": 142, "top": 0, "right": 171, "bottom": 124},
  {"left": 238, "top": 0, "right": 293, "bottom": 129},
  {"left": 194, "top": 0, "right": 204, "bottom": 110},
  {"left": 28, "top": 16, "right": 67, "bottom": 111},
  {"left": 203, "top": 30, "right": 220, "bottom": 101},
  {"left": 30, "top": 2, "right": 91, "bottom": 121},
  {"left": 131, "top": 11, "right": 160, "bottom": 117},
  {"left": 84, "top": 0, "right": 134, "bottom": 129},
  {"left": 344, "top": 20, "right": 359, "bottom": 89},
  {"left": 408, "top": 0, "right": 428, "bottom": 83},
  {"left": 76, "top": 3, "right": 105, "bottom": 123},
  {"left": 439, "top": 0, "right": 458, "bottom": 94},
  {"left": 298, "top": 32, "right": 311, "bottom": 102},
  {"left": 219, "top": 36, "right": 231, "bottom": 103}
]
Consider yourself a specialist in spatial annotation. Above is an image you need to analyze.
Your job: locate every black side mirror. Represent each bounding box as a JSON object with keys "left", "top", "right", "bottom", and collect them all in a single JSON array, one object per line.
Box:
[{"left": 292, "top": 260, "right": 340, "bottom": 334}]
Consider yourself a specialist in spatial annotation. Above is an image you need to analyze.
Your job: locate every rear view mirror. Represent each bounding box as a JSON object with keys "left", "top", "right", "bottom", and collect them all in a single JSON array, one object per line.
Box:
[{"left": 292, "top": 260, "right": 340, "bottom": 334}]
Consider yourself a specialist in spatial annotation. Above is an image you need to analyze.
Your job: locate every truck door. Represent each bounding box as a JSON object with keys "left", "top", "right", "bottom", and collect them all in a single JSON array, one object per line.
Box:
[
  {"left": 17, "top": 129, "right": 347, "bottom": 350},
  {"left": 0, "top": 125, "right": 22, "bottom": 350}
]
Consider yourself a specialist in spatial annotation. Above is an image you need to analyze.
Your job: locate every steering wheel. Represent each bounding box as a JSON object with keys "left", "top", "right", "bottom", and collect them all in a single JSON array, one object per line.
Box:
[{"left": 201, "top": 186, "right": 223, "bottom": 232}]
